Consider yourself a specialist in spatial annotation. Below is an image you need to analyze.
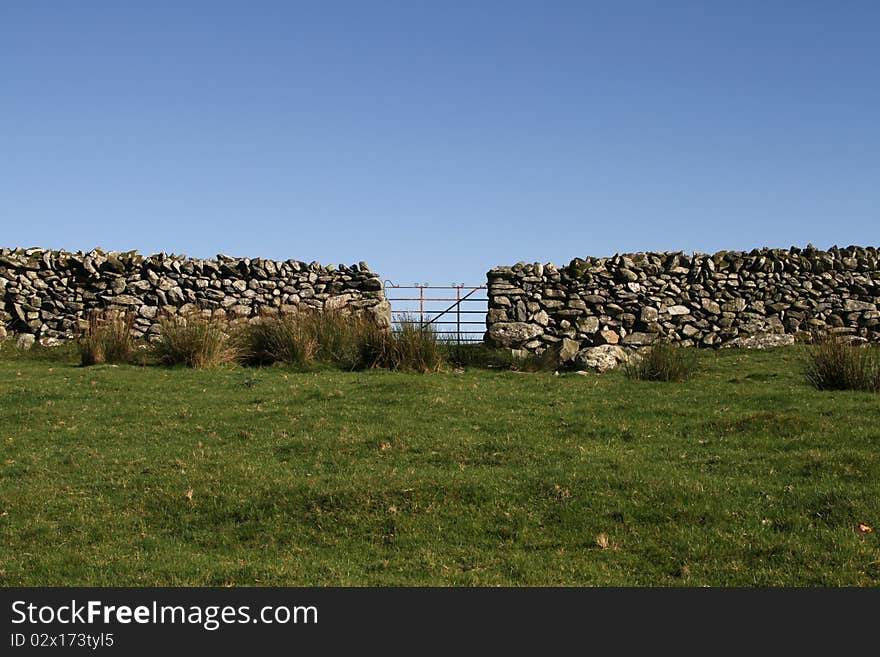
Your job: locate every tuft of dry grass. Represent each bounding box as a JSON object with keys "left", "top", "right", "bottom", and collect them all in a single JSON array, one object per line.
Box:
[
  {"left": 804, "top": 335, "right": 880, "bottom": 392},
  {"left": 383, "top": 317, "right": 445, "bottom": 373},
  {"left": 625, "top": 342, "right": 696, "bottom": 382},
  {"left": 233, "top": 314, "right": 318, "bottom": 368},
  {"left": 78, "top": 310, "right": 135, "bottom": 366},
  {"left": 233, "top": 310, "right": 445, "bottom": 373},
  {"left": 302, "top": 309, "right": 381, "bottom": 370},
  {"left": 153, "top": 311, "right": 237, "bottom": 368}
]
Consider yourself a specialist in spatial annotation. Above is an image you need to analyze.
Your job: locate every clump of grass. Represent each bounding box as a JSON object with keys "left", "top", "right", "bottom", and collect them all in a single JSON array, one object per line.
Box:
[
  {"left": 78, "top": 310, "right": 135, "bottom": 366},
  {"left": 234, "top": 310, "right": 445, "bottom": 373},
  {"left": 804, "top": 336, "right": 880, "bottom": 392},
  {"left": 153, "top": 312, "right": 237, "bottom": 368},
  {"left": 305, "top": 310, "right": 380, "bottom": 370},
  {"left": 384, "top": 319, "right": 445, "bottom": 373},
  {"left": 234, "top": 314, "right": 318, "bottom": 368},
  {"left": 234, "top": 310, "right": 377, "bottom": 370},
  {"left": 625, "top": 342, "right": 696, "bottom": 382}
]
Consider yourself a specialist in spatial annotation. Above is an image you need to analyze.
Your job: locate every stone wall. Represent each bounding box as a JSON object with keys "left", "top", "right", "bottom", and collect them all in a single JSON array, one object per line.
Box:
[
  {"left": 486, "top": 246, "right": 880, "bottom": 355},
  {"left": 0, "top": 247, "right": 390, "bottom": 341}
]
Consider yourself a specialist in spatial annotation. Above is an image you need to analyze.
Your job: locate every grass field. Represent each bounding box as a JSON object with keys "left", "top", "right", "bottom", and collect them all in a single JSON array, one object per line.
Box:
[{"left": 1, "top": 343, "right": 878, "bottom": 586}]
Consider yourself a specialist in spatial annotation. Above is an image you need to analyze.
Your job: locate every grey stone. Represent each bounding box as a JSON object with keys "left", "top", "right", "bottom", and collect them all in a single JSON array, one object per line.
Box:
[
  {"left": 576, "top": 316, "right": 600, "bottom": 334},
  {"left": 166, "top": 287, "right": 185, "bottom": 304},
  {"left": 532, "top": 310, "right": 550, "bottom": 326},
  {"left": 367, "top": 300, "right": 392, "bottom": 328},
  {"left": 595, "top": 328, "right": 619, "bottom": 345},
  {"left": 722, "top": 333, "right": 796, "bottom": 349},
  {"left": 741, "top": 317, "right": 785, "bottom": 335},
  {"left": 621, "top": 332, "right": 658, "bottom": 346},
  {"left": 722, "top": 299, "right": 747, "bottom": 313},
  {"left": 111, "top": 294, "right": 141, "bottom": 306},
  {"left": 571, "top": 345, "right": 630, "bottom": 373},
  {"left": 558, "top": 338, "right": 580, "bottom": 363},
  {"left": 487, "top": 322, "right": 544, "bottom": 348},
  {"left": 844, "top": 299, "right": 876, "bottom": 312},
  {"left": 701, "top": 299, "right": 722, "bottom": 315},
  {"left": 702, "top": 332, "right": 720, "bottom": 346},
  {"left": 158, "top": 276, "right": 177, "bottom": 291}
]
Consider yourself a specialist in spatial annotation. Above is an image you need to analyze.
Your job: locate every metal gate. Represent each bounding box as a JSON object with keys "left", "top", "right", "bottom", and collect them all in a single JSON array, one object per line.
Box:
[{"left": 383, "top": 282, "right": 487, "bottom": 344}]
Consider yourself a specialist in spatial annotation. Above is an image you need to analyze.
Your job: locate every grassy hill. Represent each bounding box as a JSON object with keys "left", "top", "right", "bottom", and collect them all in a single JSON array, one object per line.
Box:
[{"left": 1, "top": 344, "right": 878, "bottom": 585}]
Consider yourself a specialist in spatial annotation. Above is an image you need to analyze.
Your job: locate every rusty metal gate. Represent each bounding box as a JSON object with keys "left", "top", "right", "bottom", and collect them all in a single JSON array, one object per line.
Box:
[{"left": 383, "top": 282, "right": 487, "bottom": 343}]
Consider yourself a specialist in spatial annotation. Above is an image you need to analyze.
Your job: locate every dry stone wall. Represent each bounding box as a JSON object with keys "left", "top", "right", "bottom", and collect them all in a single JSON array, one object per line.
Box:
[
  {"left": 0, "top": 247, "right": 389, "bottom": 341},
  {"left": 486, "top": 246, "right": 880, "bottom": 354}
]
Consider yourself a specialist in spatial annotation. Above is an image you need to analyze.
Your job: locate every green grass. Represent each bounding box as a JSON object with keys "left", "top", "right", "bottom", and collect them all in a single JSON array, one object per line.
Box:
[
  {"left": 625, "top": 342, "right": 697, "bottom": 382},
  {"left": 0, "top": 342, "right": 878, "bottom": 586}
]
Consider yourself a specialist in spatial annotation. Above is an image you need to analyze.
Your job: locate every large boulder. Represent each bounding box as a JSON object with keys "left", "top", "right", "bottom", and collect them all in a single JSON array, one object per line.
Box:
[
  {"left": 367, "top": 300, "right": 392, "bottom": 329},
  {"left": 571, "top": 345, "right": 631, "bottom": 373},
  {"left": 487, "top": 322, "right": 543, "bottom": 348}
]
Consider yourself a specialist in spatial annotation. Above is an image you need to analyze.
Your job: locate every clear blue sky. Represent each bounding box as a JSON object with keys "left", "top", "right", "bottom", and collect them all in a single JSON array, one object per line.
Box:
[{"left": 2, "top": 1, "right": 878, "bottom": 286}]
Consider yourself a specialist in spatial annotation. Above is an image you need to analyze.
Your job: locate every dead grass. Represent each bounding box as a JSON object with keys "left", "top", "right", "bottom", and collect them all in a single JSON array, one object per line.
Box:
[
  {"left": 153, "top": 311, "right": 238, "bottom": 368},
  {"left": 77, "top": 310, "right": 135, "bottom": 366},
  {"left": 805, "top": 336, "right": 880, "bottom": 392}
]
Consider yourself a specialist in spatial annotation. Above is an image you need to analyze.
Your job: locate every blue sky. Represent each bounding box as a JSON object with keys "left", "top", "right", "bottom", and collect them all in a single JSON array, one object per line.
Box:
[{"left": 2, "top": 1, "right": 878, "bottom": 286}]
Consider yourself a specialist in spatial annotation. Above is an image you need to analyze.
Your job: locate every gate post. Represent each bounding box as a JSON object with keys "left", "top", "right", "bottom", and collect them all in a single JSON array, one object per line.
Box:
[{"left": 456, "top": 286, "right": 461, "bottom": 344}]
